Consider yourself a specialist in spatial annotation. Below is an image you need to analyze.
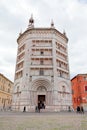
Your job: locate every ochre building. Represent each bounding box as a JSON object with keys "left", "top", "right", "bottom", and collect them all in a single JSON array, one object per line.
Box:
[
  {"left": 71, "top": 74, "right": 87, "bottom": 110},
  {"left": 0, "top": 73, "right": 13, "bottom": 110},
  {"left": 12, "top": 16, "right": 72, "bottom": 112}
]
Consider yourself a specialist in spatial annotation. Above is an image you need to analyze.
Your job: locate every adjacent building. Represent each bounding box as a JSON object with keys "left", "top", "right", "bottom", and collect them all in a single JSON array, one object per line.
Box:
[
  {"left": 0, "top": 73, "right": 13, "bottom": 110},
  {"left": 71, "top": 74, "right": 87, "bottom": 110},
  {"left": 12, "top": 16, "right": 72, "bottom": 112}
]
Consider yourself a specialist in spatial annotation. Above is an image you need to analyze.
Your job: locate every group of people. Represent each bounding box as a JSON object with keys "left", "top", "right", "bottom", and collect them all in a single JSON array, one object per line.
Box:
[
  {"left": 23, "top": 104, "right": 84, "bottom": 114},
  {"left": 35, "top": 101, "right": 45, "bottom": 113},
  {"left": 23, "top": 101, "right": 45, "bottom": 113},
  {"left": 76, "top": 106, "right": 84, "bottom": 114}
]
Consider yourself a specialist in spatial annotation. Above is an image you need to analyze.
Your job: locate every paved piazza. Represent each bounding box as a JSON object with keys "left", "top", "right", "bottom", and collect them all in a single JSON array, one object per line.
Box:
[{"left": 0, "top": 111, "right": 87, "bottom": 130}]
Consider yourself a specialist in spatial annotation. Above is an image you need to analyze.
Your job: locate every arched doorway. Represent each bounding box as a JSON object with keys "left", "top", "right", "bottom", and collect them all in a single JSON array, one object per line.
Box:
[
  {"left": 31, "top": 78, "right": 52, "bottom": 107},
  {"left": 37, "top": 86, "right": 47, "bottom": 108}
]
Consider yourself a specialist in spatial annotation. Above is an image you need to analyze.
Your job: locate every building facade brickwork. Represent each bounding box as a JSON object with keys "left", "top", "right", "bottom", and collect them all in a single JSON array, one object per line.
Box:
[{"left": 71, "top": 74, "right": 87, "bottom": 110}]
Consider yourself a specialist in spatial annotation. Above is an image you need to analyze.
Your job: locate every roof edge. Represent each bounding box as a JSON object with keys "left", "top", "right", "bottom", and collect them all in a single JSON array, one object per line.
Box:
[{"left": 17, "top": 27, "right": 68, "bottom": 43}]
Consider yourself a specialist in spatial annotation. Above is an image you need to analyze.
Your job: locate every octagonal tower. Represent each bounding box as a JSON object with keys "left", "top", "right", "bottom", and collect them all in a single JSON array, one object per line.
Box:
[{"left": 12, "top": 16, "right": 72, "bottom": 112}]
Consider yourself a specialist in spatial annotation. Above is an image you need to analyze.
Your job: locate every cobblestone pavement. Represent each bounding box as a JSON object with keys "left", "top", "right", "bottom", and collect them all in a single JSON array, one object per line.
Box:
[{"left": 0, "top": 111, "right": 87, "bottom": 130}]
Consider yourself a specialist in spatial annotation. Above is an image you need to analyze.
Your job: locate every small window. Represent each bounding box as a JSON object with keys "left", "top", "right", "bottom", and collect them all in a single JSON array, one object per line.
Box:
[
  {"left": 2, "top": 98, "right": 3, "bottom": 103},
  {"left": 2, "top": 86, "right": 4, "bottom": 90},
  {"left": 60, "top": 71, "right": 62, "bottom": 77},
  {"left": 40, "top": 60, "right": 43, "bottom": 65},
  {"left": 8, "top": 99, "right": 9, "bottom": 104},
  {"left": 86, "top": 96, "right": 87, "bottom": 100},
  {"left": 84, "top": 77, "right": 87, "bottom": 81},
  {"left": 59, "top": 62, "right": 61, "bottom": 67},
  {"left": 40, "top": 51, "right": 44, "bottom": 55},
  {"left": 51, "top": 76, "right": 54, "bottom": 82},
  {"left": 85, "top": 86, "right": 87, "bottom": 91},
  {"left": 30, "top": 76, "right": 32, "bottom": 81},
  {"left": 26, "top": 73, "right": 28, "bottom": 76},
  {"left": 62, "top": 86, "right": 65, "bottom": 92},
  {"left": 8, "top": 88, "right": 10, "bottom": 93},
  {"left": 39, "top": 69, "right": 44, "bottom": 75},
  {"left": 8, "top": 83, "right": 11, "bottom": 86}
]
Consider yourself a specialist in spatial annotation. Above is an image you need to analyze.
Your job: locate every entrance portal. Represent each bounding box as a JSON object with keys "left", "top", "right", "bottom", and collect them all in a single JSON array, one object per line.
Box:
[{"left": 38, "top": 95, "right": 45, "bottom": 109}]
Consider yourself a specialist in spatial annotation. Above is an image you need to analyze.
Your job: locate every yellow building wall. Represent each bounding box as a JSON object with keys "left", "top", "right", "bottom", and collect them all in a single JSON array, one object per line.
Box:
[{"left": 0, "top": 73, "right": 13, "bottom": 110}]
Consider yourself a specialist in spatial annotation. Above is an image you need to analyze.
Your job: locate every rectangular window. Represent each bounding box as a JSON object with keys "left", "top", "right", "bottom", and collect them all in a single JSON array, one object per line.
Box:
[
  {"left": 8, "top": 88, "right": 10, "bottom": 93},
  {"left": 30, "top": 76, "right": 32, "bottom": 81},
  {"left": 85, "top": 86, "right": 87, "bottom": 91},
  {"left": 60, "top": 71, "right": 62, "bottom": 77},
  {"left": 41, "top": 51, "right": 44, "bottom": 55},
  {"left": 39, "top": 69, "right": 44, "bottom": 75},
  {"left": 2, "top": 98, "right": 3, "bottom": 103},
  {"left": 40, "top": 60, "right": 43, "bottom": 65},
  {"left": 84, "top": 77, "right": 87, "bottom": 80}
]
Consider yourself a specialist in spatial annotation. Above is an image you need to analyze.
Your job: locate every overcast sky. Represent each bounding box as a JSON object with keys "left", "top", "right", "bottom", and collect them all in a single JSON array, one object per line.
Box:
[{"left": 0, "top": 0, "right": 87, "bottom": 82}]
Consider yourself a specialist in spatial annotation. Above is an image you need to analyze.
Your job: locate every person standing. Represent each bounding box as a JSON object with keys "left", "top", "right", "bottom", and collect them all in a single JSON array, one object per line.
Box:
[
  {"left": 77, "top": 106, "right": 80, "bottom": 113},
  {"left": 23, "top": 106, "right": 26, "bottom": 112},
  {"left": 80, "top": 106, "right": 84, "bottom": 114}
]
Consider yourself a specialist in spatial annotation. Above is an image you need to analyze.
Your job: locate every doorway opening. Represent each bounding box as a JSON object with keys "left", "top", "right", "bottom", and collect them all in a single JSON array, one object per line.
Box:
[
  {"left": 38, "top": 95, "right": 46, "bottom": 109},
  {"left": 38, "top": 95, "right": 45, "bottom": 102}
]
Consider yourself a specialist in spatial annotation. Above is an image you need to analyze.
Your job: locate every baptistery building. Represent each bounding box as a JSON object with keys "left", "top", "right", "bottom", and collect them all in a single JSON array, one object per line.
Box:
[{"left": 12, "top": 16, "right": 72, "bottom": 112}]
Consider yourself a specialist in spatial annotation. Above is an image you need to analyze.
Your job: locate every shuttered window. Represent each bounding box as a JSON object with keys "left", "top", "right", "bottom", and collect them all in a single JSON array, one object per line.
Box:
[{"left": 85, "top": 86, "right": 87, "bottom": 91}]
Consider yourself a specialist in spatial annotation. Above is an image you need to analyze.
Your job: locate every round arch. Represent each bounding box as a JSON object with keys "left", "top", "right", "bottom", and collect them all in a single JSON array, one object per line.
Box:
[
  {"left": 31, "top": 78, "right": 52, "bottom": 91},
  {"left": 30, "top": 78, "right": 53, "bottom": 106},
  {"left": 58, "top": 81, "right": 70, "bottom": 93}
]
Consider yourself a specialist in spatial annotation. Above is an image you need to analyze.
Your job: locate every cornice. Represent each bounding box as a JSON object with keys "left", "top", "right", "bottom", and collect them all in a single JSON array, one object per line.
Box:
[{"left": 17, "top": 27, "right": 68, "bottom": 43}]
